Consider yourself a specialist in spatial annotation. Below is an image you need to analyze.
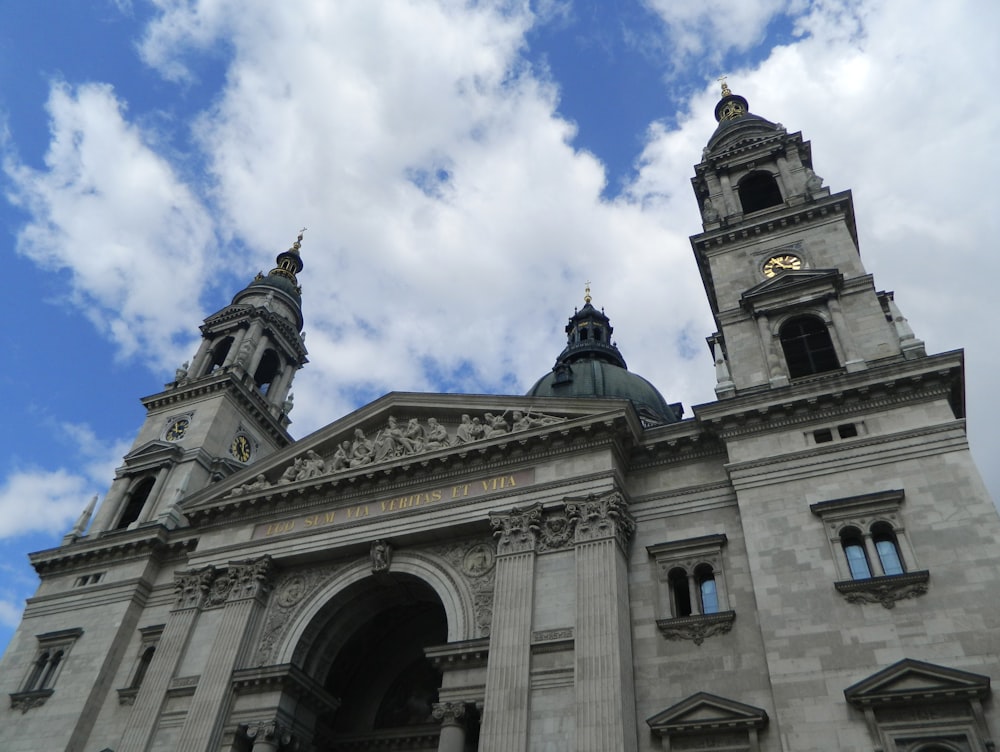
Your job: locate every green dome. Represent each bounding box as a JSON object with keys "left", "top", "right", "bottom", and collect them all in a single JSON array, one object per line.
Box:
[
  {"left": 526, "top": 295, "right": 681, "bottom": 425},
  {"left": 527, "top": 359, "right": 679, "bottom": 424}
]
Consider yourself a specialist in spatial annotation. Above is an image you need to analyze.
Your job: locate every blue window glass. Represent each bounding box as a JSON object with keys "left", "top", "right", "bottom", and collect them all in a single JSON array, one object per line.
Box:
[
  {"left": 875, "top": 539, "right": 904, "bottom": 575},
  {"left": 699, "top": 577, "right": 719, "bottom": 614},
  {"left": 843, "top": 540, "right": 872, "bottom": 579}
]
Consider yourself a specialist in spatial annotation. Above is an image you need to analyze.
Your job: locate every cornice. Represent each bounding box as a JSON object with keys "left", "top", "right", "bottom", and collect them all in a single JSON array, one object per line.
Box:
[
  {"left": 142, "top": 371, "right": 292, "bottom": 445},
  {"left": 693, "top": 352, "right": 963, "bottom": 439},
  {"left": 29, "top": 526, "right": 197, "bottom": 575},
  {"left": 691, "top": 191, "right": 855, "bottom": 253}
]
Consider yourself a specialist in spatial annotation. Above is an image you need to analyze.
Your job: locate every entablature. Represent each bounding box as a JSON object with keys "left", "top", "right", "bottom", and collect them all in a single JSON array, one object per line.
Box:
[{"left": 28, "top": 525, "right": 197, "bottom": 576}]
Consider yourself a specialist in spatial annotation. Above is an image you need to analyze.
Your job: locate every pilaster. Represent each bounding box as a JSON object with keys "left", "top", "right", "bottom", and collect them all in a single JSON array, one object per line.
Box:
[
  {"left": 432, "top": 701, "right": 468, "bottom": 752},
  {"left": 566, "top": 491, "right": 638, "bottom": 752},
  {"left": 480, "top": 504, "right": 541, "bottom": 752},
  {"left": 175, "top": 556, "right": 275, "bottom": 752},
  {"left": 118, "top": 566, "right": 216, "bottom": 752}
]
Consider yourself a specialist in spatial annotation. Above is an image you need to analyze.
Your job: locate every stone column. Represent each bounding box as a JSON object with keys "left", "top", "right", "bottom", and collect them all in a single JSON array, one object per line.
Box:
[
  {"left": 118, "top": 566, "right": 216, "bottom": 752},
  {"left": 567, "top": 491, "right": 638, "bottom": 752},
  {"left": 245, "top": 719, "right": 294, "bottom": 751},
  {"left": 189, "top": 337, "right": 215, "bottom": 377},
  {"left": 433, "top": 701, "right": 468, "bottom": 752},
  {"left": 480, "top": 504, "right": 541, "bottom": 752},
  {"left": 719, "top": 171, "right": 738, "bottom": 216},
  {"left": 827, "top": 298, "right": 864, "bottom": 371},
  {"left": 136, "top": 466, "right": 171, "bottom": 525},
  {"left": 174, "top": 556, "right": 275, "bottom": 752},
  {"left": 90, "top": 475, "right": 130, "bottom": 534},
  {"left": 223, "top": 326, "right": 249, "bottom": 368}
]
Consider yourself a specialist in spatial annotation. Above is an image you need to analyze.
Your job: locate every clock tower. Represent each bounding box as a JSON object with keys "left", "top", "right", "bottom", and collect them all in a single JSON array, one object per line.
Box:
[
  {"left": 692, "top": 82, "right": 925, "bottom": 399},
  {"left": 87, "top": 234, "right": 309, "bottom": 535}
]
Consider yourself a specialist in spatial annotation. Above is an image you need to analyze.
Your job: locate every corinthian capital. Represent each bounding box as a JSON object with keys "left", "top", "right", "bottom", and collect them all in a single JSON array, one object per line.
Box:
[
  {"left": 173, "top": 565, "right": 216, "bottom": 609},
  {"left": 226, "top": 555, "right": 275, "bottom": 602},
  {"left": 566, "top": 491, "right": 635, "bottom": 550},
  {"left": 489, "top": 503, "right": 542, "bottom": 555},
  {"left": 245, "top": 719, "right": 295, "bottom": 749}
]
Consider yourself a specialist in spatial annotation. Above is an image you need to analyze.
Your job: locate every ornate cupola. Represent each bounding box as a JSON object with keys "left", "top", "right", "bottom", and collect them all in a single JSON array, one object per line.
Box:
[{"left": 527, "top": 286, "right": 681, "bottom": 426}]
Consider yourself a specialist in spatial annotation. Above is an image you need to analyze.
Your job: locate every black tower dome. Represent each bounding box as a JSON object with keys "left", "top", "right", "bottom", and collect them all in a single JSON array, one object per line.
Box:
[{"left": 526, "top": 287, "right": 681, "bottom": 425}]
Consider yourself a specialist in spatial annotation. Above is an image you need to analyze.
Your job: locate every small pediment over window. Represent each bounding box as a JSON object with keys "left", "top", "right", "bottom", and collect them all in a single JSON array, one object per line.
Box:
[
  {"left": 647, "top": 691, "right": 768, "bottom": 750},
  {"left": 845, "top": 658, "right": 990, "bottom": 706},
  {"left": 122, "top": 440, "right": 182, "bottom": 463},
  {"left": 741, "top": 269, "right": 843, "bottom": 314}
]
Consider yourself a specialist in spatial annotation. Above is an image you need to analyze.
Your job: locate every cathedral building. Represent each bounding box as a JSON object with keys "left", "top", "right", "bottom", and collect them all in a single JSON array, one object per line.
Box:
[{"left": 2, "top": 85, "right": 998, "bottom": 752}]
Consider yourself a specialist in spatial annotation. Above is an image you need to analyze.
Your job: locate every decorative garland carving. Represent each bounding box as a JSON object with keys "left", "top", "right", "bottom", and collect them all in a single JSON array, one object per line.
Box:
[
  {"left": 427, "top": 537, "right": 498, "bottom": 638},
  {"left": 834, "top": 571, "right": 930, "bottom": 609},
  {"left": 9, "top": 689, "right": 54, "bottom": 713},
  {"left": 537, "top": 508, "right": 576, "bottom": 553},
  {"left": 566, "top": 491, "right": 635, "bottom": 551},
  {"left": 656, "top": 611, "right": 736, "bottom": 645},
  {"left": 255, "top": 565, "right": 337, "bottom": 667},
  {"left": 230, "top": 409, "right": 565, "bottom": 497}
]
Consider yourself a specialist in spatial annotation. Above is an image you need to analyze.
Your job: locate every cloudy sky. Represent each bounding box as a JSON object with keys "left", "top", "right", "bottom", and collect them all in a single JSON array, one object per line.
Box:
[{"left": 1, "top": 0, "right": 997, "bottom": 652}]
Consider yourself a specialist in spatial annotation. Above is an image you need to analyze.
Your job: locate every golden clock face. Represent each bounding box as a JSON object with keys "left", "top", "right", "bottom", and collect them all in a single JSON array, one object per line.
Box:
[
  {"left": 763, "top": 254, "right": 802, "bottom": 277},
  {"left": 231, "top": 434, "right": 252, "bottom": 462},
  {"left": 165, "top": 418, "right": 189, "bottom": 441}
]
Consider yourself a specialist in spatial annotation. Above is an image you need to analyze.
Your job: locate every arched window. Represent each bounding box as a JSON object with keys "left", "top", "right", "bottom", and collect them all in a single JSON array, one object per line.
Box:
[
  {"left": 872, "top": 522, "right": 905, "bottom": 576},
  {"left": 116, "top": 477, "right": 155, "bottom": 530},
  {"left": 130, "top": 646, "right": 156, "bottom": 689},
  {"left": 253, "top": 349, "right": 281, "bottom": 394},
  {"left": 208, "top": 337, "right": 233, "bottom": 373},
  {"left": 25, "top": 651, "right": 49, "bottom": 691},
  {"left": 39, "top": 650, "right": 64, "bottom": 689},
  {"left": 695, "top": 564, "right": 719, "bottom": 615},
  {"left": 840, "top": 527, "right": 872, "bottom": 580},
  {"left": 738, "top": 171, "right": 783, "bottom": 213},
  {"left": 668, "top": 568, "right": 692, "bottom": 617},
  {"left": 779, "top": 316, "right": 840, "bottom": 378}
]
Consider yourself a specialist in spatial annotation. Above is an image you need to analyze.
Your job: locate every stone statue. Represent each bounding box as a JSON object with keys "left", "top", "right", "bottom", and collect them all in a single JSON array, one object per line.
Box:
[
  {"left": 331, "top": 440, "right": 351, "bottom": 471},
  {"left": 484, "top": 412, "right": 509, "bottom": 439},
  {"left": 805, "top": 167, "right": 824, "bottom": 193},
  {"left": 371, "top": 539, "right": 392, "bottom": 573},
  {"left": 404, "top": 418, "right": 425, "bottom": 453},
  {"left": 469, "top": 417, "right": 486, "bottom": 442},
  {"left": 350, "top": 429, "right": 374, "bottom": 467},
  {"left": 283, "top": 392, "right": 294, "bottom": 415},
  {"left": 701, "top": 198, "right": 720, "bottom": 222},
  {"left": 511, "top": 409, "right": 563, "bottom": 432},
  {"left": 455, "top": 414, "right": 475, "bottom": 444},
  {"left": 278, "top": 458, "right": 303, "bottom": 484},
  {"left": 424, "top": 417, "right": 449, "bottom": 449},
  {"left": 297, "top": 450, "right": 326, "bottom": 480},
  {"left": 174, "top": 360, "right": 189, "bottom": 382},
  {"left": 229, "top": 474, "right": 271, "bottom": 497}
]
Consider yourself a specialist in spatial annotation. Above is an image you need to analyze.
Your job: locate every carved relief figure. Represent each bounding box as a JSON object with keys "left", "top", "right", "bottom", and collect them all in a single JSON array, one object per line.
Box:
[
  {"left": 330, "top": 440, "right": 351, "bottom": 471},
  {"left": 424, "top": 417, "right": 449, "bottom": 449},
  {"left": 455, "top": 414, "right": 475, "bottom": 444},
  {"left": 350, "top": 428, "right": 374, "bottom": 467},
  {"left": 371, "top": 539, "right": 392, "bottom": 573}
]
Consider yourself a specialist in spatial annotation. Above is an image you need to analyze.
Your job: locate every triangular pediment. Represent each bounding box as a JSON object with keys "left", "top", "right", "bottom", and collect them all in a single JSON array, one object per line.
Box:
[
  {"left": 740, "top": 268, "right": 842, "bottom": 314},
  {"left": 844, "top": 658, "right": 991, "bottom": 706},
  {"left": 180, "top": 392, "right": 641, "bottom": 515},
  {"left": 121, "top": 440, "right": 182, "bottom": 466},
  {"left": 646, "top": 691, "right": 768, "bottom": 734}
]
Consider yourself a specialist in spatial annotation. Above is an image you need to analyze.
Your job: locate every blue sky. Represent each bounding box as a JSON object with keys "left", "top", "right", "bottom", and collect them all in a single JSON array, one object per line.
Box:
[{"left": 1, "top": 0, "right": 998, "bottom": 653}]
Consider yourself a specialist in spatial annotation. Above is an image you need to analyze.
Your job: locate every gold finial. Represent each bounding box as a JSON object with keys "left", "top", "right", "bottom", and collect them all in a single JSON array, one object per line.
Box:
[
  {"left": 584, "top": 281, "right": 592, "bottom": 305},
  {"left": 290, "top": 227, "right": 307, "bottom": 253},
  {"left": 718, "top": 75, "right": 732, "bottom": 98}
]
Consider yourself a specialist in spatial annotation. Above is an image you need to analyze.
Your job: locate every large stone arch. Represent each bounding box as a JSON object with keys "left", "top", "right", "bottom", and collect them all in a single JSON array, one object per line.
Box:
[{"left": 274, "top": 549, "right": 477, "bottom": 668}]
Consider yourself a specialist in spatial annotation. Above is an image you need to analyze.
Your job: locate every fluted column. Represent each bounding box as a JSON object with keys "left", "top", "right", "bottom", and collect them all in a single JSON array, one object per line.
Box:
[
  {"left": 119, "top": 566, "right": 216, "bottom": 752},
  {"left": 433, "top": 701, "right": 468, "bottom": 752},
  {"left": 245, "top": 719, "right": 294, "bottom": 751},
  {"left": 480, "top": 504, "right": 541, "bottom": 752},
  {"left": 175, "top": 556, "right": 275, "bottom": 752},
  {"left": 567, "top": 491, "right": 638, "bottom": 752}
]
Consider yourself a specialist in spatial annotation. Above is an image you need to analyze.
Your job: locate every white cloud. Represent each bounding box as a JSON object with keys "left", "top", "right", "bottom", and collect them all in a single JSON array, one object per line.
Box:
[
  {"left": 3, "top": 82, "right": 215, "bottom": 369},
  {"left": 0, "top": 470, "right": 92, "bottom": 539}
]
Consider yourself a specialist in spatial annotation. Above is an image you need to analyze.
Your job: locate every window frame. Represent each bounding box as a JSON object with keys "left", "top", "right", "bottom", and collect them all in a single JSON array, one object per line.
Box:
[
  {"left": 811, "top": 490, "right": 929, "bottom": 608},
  {"left": 10, "top": 627, "right": 83, "bottom": 712},
  {"left": 647, "top": 534, "right": 735, "bottom": 644}
]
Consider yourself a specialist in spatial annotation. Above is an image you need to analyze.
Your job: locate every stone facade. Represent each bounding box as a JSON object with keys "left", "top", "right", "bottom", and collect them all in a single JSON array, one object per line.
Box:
[{"left": 1, "top": 88, "right": 998, "bottom": 752}]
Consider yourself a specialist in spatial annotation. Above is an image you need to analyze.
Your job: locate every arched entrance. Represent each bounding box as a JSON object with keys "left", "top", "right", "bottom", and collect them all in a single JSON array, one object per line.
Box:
[{"left": 295, "top": 572, "right": 468, "bottom": 751}]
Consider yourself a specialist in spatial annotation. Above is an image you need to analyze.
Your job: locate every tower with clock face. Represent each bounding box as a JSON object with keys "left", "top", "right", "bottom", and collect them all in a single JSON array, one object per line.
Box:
[
  {"left": 87, "top": 235, "right": 309, "bottom": 534},
  {"left": 691, "top": 84, "right": 926, "bottom": 399}
]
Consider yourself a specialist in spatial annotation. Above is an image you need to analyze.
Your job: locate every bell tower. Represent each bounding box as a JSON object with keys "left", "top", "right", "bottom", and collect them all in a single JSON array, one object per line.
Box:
[
  {"left": 691, "top": 82, "right": 925, "bottom": 399},
  {"left": 87, "top": 233, "right": 309, "bottom": 534}
]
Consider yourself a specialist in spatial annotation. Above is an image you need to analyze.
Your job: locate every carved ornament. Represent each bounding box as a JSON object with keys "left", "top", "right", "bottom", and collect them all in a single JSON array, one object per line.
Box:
[
  {"left": 490, "top": 504, "right": 542, "bottom": 555},
  {"left": 173, "top": 566, "right": 217, "bottom": 609},
  {"left": 656, "top": 611, "right": 736, "bottom": 645},
  {"left": 245, "top": 719, "right": 296, "bottom": 749},
  {"left": 566, "top": 491, "right": 635, "bottom": 550},
  {"left": 834, "top": 570, "right": 929, "bottom": 609},
  {"left": 431, "top": 701, "right": 467, "bottom": 726}
]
